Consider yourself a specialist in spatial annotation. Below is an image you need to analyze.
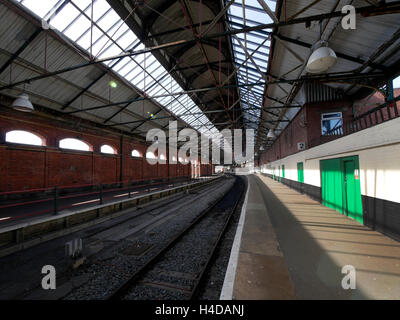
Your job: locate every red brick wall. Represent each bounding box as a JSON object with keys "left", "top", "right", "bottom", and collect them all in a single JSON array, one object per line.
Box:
[
  {"left": 260, "top": 91, "right": 400, "bottom": 167},
  {"left": 354, "top": 89, "right": 400, "bottom": 120},
  {"left": 0, "top": 107, "right": 214, "bottom": 192},
  {"left": 259, "top": 100, "right": 353, "bottom": 165},
  {"left": 4, "top": 147, "right": 46, "bottom": 191},
  {"left": 260, "top": 107, "right": 308, "bottom": 164},
  {"left": 306, "top": 101, "right": 353, "bottom": 148}
]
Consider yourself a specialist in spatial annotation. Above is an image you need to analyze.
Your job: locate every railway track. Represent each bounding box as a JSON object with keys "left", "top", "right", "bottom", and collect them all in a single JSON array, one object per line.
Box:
[
  {"left": 106, "top": 176, "right": 244, "bottom": 300},
  {"left": 5, "top": 177, "right": 224, "bottom": 300},
  {"left": 82, "top": 177, "right": 222, "bottom": 241}
]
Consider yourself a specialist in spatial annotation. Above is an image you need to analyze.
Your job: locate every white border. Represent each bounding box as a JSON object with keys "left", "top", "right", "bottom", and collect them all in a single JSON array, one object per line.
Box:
[{"left": 219, "top": 177, "right": 250, "bottom": 300}]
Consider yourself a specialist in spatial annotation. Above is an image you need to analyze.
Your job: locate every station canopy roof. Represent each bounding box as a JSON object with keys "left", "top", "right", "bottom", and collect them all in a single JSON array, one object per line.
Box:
[
  {"left": 1, "top": 0, "right": 227, "bottom": 146},
  {"left": 0, "top": 0, "right": 399, "bottom": 152}
]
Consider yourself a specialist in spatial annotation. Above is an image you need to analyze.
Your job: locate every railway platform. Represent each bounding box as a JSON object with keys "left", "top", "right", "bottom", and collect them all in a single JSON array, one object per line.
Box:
[{"left": 222, "top": 174, "right": 400, "bottom": 300}]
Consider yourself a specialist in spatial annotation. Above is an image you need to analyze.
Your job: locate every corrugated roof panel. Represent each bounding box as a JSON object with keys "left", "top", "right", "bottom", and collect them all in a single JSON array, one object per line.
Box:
[
  {"left": 10, "top": 0, "right": 222, "bottom": 141},
  {"left": 227, "top": 0, "right": 276, "bottom": 136}
]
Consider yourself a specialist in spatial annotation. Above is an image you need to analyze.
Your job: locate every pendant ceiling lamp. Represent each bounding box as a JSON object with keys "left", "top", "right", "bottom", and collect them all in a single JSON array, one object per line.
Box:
[
  {"left": 267, "top": 130, "right": 276, "bottom": 139},
  {"left": 306, "top": 41, "right": 337, "bottom": 74},
  {"left": 12, "top": 94, "right": 34, "bottom": 112}
]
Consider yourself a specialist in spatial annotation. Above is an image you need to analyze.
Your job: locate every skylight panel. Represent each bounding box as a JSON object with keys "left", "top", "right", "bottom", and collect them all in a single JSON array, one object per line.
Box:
[
  {"left": 17, "top": 0, "right": 222, "bottom": 145},
  {"left": 19, "top": 0, "right": 59, "bottom": 18},
  {"left": 128, "top": 66, "right": 144, "bottom": 83},
  {"left": 117, "top": 63, "right": 135, "bottom": 78},
  {"left": 114, "top": 56, "right": 133, "bottom": 73},
  {"left": 91, "top": 1, "right": 111, "bottom": 21},
  {"left": 240, "top": 74, "right": 259, "bottom": 83},
  {"left": 146, "top": 66, "right": 164, "bottom": 80},
  {"left": 90, "top": 31, "right": 109, "bottom": 50},
  {"left": 97, "top": 9, "right": 120, "bottom": 32},
  {"left": 244, "top": 68, "right": 261, "bottom": 77},
  {"left": 76, "top": 26, "right": 102, "bottom": 50},
  {"left": 112, "top": 24, "right": 131, "bottom": 42},
  {"left": 233, "top": 42, "right": 260, "bottom": 53},
  {"left": 236, "top": 31, "right": 268, "bottom": 43},
  {"left": 98, "top": 30, "right": 127, "bottom": 55},
  {"left": 151, "top": 88, "right": 168, "bottom": 100},
  {"left": 143, "top": 58, "right": 158, "bottom": 74},
  {"left": 98, "top": 43, "right": 122, "bottom": 59},
  {"left": 227, "top": 0, "right": 276, "bottom": 134},
  {"left": 135, "top": 79, "right": 146, "bottom": 91},
  {"left": 181, "top": 115, "right": 192, "bottom": 122},
  {"left": 73, "top": 0, "right": 92, "bottom": 11},
  {"left": 64, "top": 15, "right": 91, "bottom": 42},
  {"left": 229, "top": 4, "right": 243, "bottom": 17},
  {"left": 50, "top": 3, "right": 80, "bottom": 31},
  {"left": 119, "top": 36, "right": 137, "bottom": 52}
]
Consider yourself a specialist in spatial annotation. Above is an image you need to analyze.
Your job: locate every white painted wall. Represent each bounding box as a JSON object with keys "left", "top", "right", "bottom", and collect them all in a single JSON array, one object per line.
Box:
[{"left": 261, "top": 117, "right": 400, "bottom": 203}]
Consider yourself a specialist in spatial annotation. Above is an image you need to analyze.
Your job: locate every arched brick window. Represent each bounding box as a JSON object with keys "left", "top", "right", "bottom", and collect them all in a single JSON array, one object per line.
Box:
[
  {"left": 101, "top": 145, "right": 117, "bottom": 154},
  {"left": 6, "top": 130, "right": 44, "bottom": 146},
  {"left": 146, "top": 151, "right": 157, "bottom": 159},
  {"left": 132, "top": 149, "right": 142, "bottom": 158},
  {"left": 59, "top": 138, "right": 91, "bottom": 152}
]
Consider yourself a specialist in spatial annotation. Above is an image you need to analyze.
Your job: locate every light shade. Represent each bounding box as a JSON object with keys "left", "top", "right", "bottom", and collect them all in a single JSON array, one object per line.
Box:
[
  {"left": 109, "top": 80, "right": 118, "bottom": 88},
  {"left": 12, "top": 94, "right": 34, "bottom": 112},
  {"left": 267, "top": 130, "right": 275, "bottom": 139},
  {"left": 306, "top": 46, "right": 337, "bottom": 74}
]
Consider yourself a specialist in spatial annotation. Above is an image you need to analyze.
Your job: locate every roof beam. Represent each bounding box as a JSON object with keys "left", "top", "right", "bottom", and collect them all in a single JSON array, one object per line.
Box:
[
  {"left": 148, "top": 19, "right": 215, "bottom": 39},
  {"left": 276, "top": 34, "right": 389, "bottom": 71},
  {"left": 256, "top": 0, "right": 279, "bottom": 24},
  {"left": 287, "top": 0, "right": 323, "bottom": 21},
  {"left": 2, "top": 2, "right": 398, "bottom": 92},
  {"left": 173, "top": 60, "right": 230, "bottom": 72},
  {"left": 179, "top": 0, "right": 233, "bottom": 126},
  {"left": 0, "top": 27, "right": 41, "bottom": 76},
  {"left": 61, "top": 57, "right": 126, "bottom": 110},
  {"left": 202, "top": 0, "right": 236, "bottom": 36}
]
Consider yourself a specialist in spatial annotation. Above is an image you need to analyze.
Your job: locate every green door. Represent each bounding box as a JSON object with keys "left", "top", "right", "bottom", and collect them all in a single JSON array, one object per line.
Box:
[
  {"left": 278, "top": 166, "right": 281, "bottom": 182},
  {"left": 321, "top": 156, "right": 363, "bottom": 224},
  {"left": 297, "top": 162, "right": 304, "bottom": 183},
  {"left": 282, "top": 165, "right": 285, "bottom": 179},
  {"left": 343, "top": 159, "right": 363, "bottom": 223},
  {"left": 321, "top": 158, "right": 343, "bottom": 213}
]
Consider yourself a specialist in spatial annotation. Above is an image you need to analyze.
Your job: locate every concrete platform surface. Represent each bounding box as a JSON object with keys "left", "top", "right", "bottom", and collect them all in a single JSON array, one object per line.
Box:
[{"left": 231, "top": 174, "right": 400, "bottom": 300}]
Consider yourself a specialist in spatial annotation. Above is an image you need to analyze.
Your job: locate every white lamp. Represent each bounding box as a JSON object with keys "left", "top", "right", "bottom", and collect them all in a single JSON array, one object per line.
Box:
[
  {"left": 267, "top": 130, "right": 275, "bottom": 139},
  {"left": 12, "top": 94, "right": 34, "bottom": 112},
  {"left": 306, "top": 42, "right": 337, "bottom": 74}
]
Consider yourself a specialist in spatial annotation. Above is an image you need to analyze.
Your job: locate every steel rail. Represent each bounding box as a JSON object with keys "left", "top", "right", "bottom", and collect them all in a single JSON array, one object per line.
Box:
[
  {"left": 106, "top": 175, "right": 241, "bottom": 300},
  {"left": 189, "top": 176, "right": 244, "bottom": 299}
]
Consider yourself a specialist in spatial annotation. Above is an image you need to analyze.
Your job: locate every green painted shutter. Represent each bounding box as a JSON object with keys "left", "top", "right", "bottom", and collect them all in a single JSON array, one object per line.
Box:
[
  {"left": 321, "top": 158, "right": 344, "bottom": 213},
  {"left": 282, "top": 165, "right": 285, "bottom": 179},
  {"left": 343, "top": 158, "right": 363, "bottom": 224},
  {"left": 297, "top": 162, "right": 304, "bottom": 183},
  {"left": 321, "top": 156, "right": 363, "bottom": 225}
]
